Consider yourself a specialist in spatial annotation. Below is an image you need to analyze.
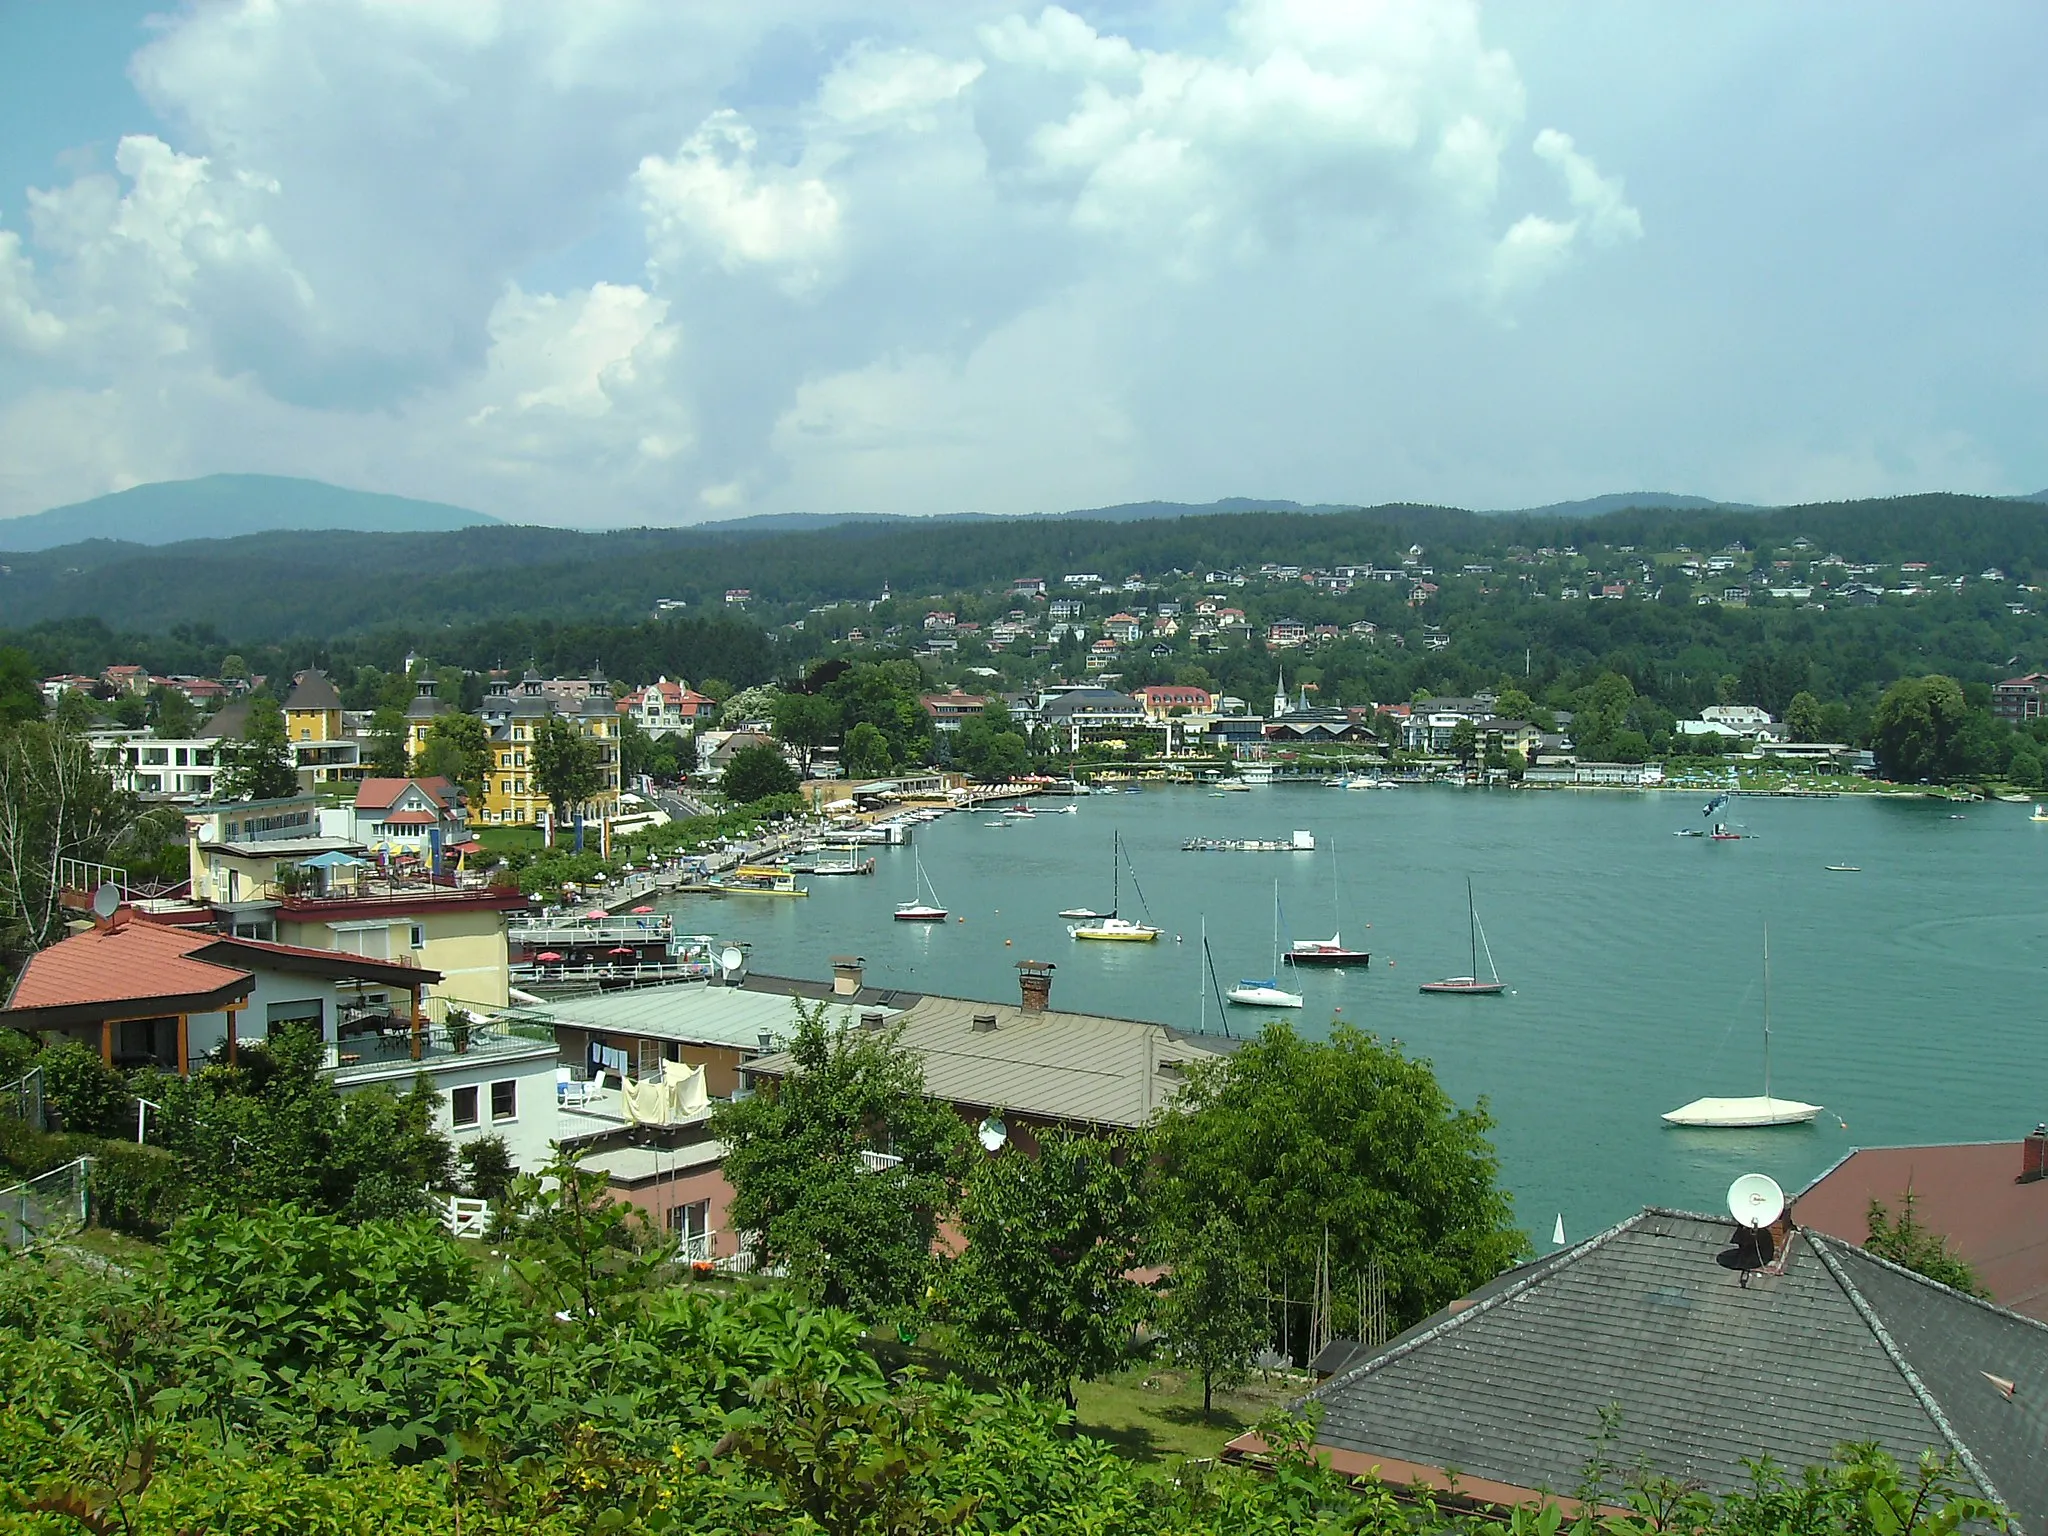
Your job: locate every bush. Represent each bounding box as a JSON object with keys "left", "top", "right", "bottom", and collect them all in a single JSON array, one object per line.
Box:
[
  {"left": 35, "top": 1042, "right": 133, "bottom": 1139},
  {"left": 83, "top": 1141, "right": 184, "bottom": 1237},
  {"left": 458, "top": 1134, "right": 515, "bottom": 1203}
]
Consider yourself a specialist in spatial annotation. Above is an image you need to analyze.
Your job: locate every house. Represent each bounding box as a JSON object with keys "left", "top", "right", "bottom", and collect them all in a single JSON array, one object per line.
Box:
[
  {"left": 1994, "top": 674, "right": 2048, "bottom": 726},
  {"left": 0, "top": 904, "right": 559, "bottom": 1170},
  {"left": 352, "top": 777, "right": 466, "bottom": 857},
  {"left": 1795, "top": 1129, "right": 2048, "bottom": 1322},
  {"left": 1104, "top": 613, "right": 1143, "bottom": 643},
  {"left": 282, "top": 669, "right": 344, "bottom": 744},
  {"left": 1701, "top": 704, "right": 1774, "bottom": 730},
  {"left": 616, "top": 677, "right": 713, "bottom": 738},
  {"left": 90, "top": 729, "right": 225, "bottom": 800},
  {"left": 1267, "top": 618, "right": 1307, "bottom": 647},
  {"left": 723, "top": 589, "right": 751, "bottom": 606},
  {"left": 1010, "top": 577, "right": 1046, "bottom": 597},
  {"left": 704, "top": 730, "right": 780, "bottom": 776},
  {"left": 920, "top": 691, "right": 989, "bottom": 731},
  {"left": 475, "top": 671, "right": 623, "bottom": 827},
  {"left": 1039, "top": 689, "right": 1147, "bottom": 751},
  {"left": 1230, "top": 1206, "right": 2048, "bottom": 1528},
  {"left": 1136, "top": 684, "right": 1213, "bottom": 719}
]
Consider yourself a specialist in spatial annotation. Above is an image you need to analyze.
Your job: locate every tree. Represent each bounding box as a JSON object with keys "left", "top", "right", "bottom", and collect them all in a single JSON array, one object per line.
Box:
[
  {"left": 0, "top": 647, "right": 44, "bottom": 725},
  {"left": 1447, "top": 719, "right": 1479, "bottom": 764},
  {"left": 842, "top": 721, "right": 892, "bottom": 778},
  {"left": 219, "top": 652, "right": 250, "bottom": 681},
  {"left": 1151, "top": 1023, "right": 1524, "bottom": 1338},
  {"left": 1785, "top": 690, "right": 1825, "bottom": 744},
  {"left": 148, "top": 683, "right": 200, "bottom": 739},
  {"left": 710, "top": 1002, "right": 968, "bottom": 1318},
  {"left": 533, "top": 714, "right": 603, "bottom": 823},
  {"left": 414, "top": 711, "right": 492, "bottom": 801},
  {"left": 772, "top": 690, "right": 842, "bottom": 773},
  {"left": 0, "top": 722, "right": 138, "bottom": 961},
  {"left": 719, "top": 684, "right": 782, "bottom": 729},
  {"left": 1866, "top": 1190, "right": 1986, "bottom": 1297},
  {"left": 364, "top": 704, "right": 410, "bottom": 776},
  {"left": 952, "top": 700, "right": 1030, "bottom": 780},
  {"left": 1158, "top": 1214, "right": 1268, "bottom": 1415},
  {"left": 947, "top": 1130, "right": 1150, "bottom": 1407},
  {"left": 1871, "top": 675, "right": 1970, "bottom": 782},
  {"left": 721, "top": 742, "right": 799, "bottom": 804},
  {"left": 825, "top": 661, "right": 933, "bottom": 767},
  {"left": 218, "top": 694, "right": 299, "bottom": 800}
]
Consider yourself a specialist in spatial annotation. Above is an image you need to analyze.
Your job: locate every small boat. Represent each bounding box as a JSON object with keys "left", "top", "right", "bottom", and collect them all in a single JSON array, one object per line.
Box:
[
  {"left": 1058, "top": 907, "right": 1112, "bottom": 921},
  {"left": 1824, "top": 864, "right": 1861, "bottom": 873},
  {"left": 1663, "top": 926, "right": 1821, "bottom": 1127},
  {"left": 1420, "top": 878, "right": 1503, "bottom": 995},
  {"left": 1057, "top": 805, "right": 1078, "bottom": 814},
  {"left": 1228, "top": 884, "right": 1305, "bottom": 1007},
  {"left": 1286, "top": 837, "right": 1368, "bottom": 967},
  {"left": 894, "top": 854, "right": 947, "bottom": 922},
  {"left": 1068, "top": 831, "right": 1162, "bottom": 941},
  {"left": 2033, "top": 805, "right": 2048, "bottom": 822},
  {"left": 1674, "top": 828, "right": 1705, "bottom": 838},
  {"left": 1709, "top": 822, "right": 1745, "bottom": 841},
  {"left": 1005, "top": 803, "right": 1037, "bottom": 819}
]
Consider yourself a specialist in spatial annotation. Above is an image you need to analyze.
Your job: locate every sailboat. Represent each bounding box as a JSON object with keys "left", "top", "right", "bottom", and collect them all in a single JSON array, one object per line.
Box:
[
  {"left": 1419, "top": 878, "right": 1504, "bottom": 995},
  {"left": 1285, "top": 838, "right": 1370, "bottom": 967},
  {"left": 893, "top": 853, "right": 948, "bottom": 922},
  {"left": 1228, "top": 882, "right": 1304, "bottom": 1007},
  {"left": 1663, "top": 927, "right": 1821, "bottom": 1127},
  {"left": 1058, "top": 828, "right": 1120, "bottom": 920},
  {"left": 1068, "top": 831, "right": 1162, "bottom": 941}
]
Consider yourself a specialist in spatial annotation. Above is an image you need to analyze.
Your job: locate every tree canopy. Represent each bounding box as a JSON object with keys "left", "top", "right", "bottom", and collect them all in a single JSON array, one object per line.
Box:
[
  {"left": 533, "top": 714, "right": 604, "bottom": 822},
  {"left": 720, "top": 741, "right": 799, "bottom": 804},
  {"left": 217, "top": 694, "right": 298, "bottom": 800}
]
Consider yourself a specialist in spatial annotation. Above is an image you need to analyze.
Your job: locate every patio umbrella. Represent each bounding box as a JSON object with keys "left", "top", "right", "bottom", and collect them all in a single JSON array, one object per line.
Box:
[
  {"left": 631, "top": 905, "right": 655, "bottom": 914},
  {"left": 585, "top": 908, "right": 606, "bottom": 918},
  {"left": 300, "top": 850, "right": 364, "bottom": 869},
  {"left": 608, "top": 946, "right": 635, "bottom": 956},
  {"left": 535, "top": 951, "right": 563, "bottom": 963}
]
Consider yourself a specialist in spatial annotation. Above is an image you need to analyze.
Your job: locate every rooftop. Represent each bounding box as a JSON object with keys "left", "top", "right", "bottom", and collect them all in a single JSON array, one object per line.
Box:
[
  {"left": 517, "top": 983, "right": 894, "bottom": 1052},
  {"left": 1242, "top": 1208, "right": 2048, "bottom": 1527}
]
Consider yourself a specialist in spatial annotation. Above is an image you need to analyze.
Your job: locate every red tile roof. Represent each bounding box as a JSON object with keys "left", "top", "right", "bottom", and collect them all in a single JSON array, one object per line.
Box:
[
  {"left": 3, "top": 920, "right": 250, "bottom": 1016},
  {"left": 354, "top": 776, "right": 457, "bottom": 811},
  {"left": 378, "top": 811, "right": 438, "bottom": 827},
  {"left": 1797, "top": 1142, "right": 2048, "bottom": 1320}
]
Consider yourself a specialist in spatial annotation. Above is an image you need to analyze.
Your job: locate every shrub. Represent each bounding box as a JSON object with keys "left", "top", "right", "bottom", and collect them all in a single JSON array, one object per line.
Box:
[
  {"left": 35, "top": 1042, "right": 134, "bottom": 1139},
  {"left": 84, "top": 1141, "right": 185, "bottom": 1237}
]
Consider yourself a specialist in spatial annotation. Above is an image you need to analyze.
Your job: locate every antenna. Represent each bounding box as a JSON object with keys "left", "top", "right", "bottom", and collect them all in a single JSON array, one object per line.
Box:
[
  {"left": 977, "top": 1114, "right": 1008, "bottom": 1153},
  {"left": 719, "top": 946, "right": 745, "bottom": 981},
  {"left": 1727, "top": 1172, "right": 1785, "bottom": 1229},
  {"left": 91, "top": 882, "right": 121, "bottom": 921}
]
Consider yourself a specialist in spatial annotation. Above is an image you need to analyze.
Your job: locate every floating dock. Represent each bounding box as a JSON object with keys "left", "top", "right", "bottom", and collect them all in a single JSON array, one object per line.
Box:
[{"left": 1183, "top": 830, "right": 1317, "bottom": 852}]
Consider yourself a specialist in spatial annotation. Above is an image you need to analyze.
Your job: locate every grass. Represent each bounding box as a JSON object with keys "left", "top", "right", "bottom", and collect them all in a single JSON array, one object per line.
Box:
[
  {"left": 1072, "top": 1364, "right": 1299, "bottom": 1466},
  {"left": 61, "top": 1225, "right": 164, "bottom": 1274},
  {"left": 477, "top": 826, "right": 546, "bottom": 854}
]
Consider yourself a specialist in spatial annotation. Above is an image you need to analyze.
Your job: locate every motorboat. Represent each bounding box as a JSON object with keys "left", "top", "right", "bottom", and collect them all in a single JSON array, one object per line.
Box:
[
  {"left": 894, "top": 854, "right": 948, "bottom": 922},
  {"left": 1420, "top": 878, "right": 1503, "bottom": 995},
  {"left": 1663, "top": 926, "right": 1821, "bottom": 1127}
]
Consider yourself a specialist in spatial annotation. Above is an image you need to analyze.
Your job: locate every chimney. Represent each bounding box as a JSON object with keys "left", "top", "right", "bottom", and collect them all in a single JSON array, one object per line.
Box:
[
  {"left": 1017, "top": 959, "right": 1055, "bottom": 1014},
  {"left": 831, "top": 955, "right": 865, "bottom": 997},
  {"left": 2021, "top": 1125, "right": 2048, "bottom": 1184},
  {"left": 861, "top": 1011, "right": 886, "bottom": 1031},
  {"left": 971, "top": 1012, "right": 999, "bottom": 1033}
]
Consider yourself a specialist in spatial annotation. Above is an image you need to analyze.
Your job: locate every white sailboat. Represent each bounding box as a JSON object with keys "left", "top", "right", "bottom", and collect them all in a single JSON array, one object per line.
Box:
[
  {"left": 1068, "top": 830, "right": 1163, "bottom": 941},
  {"left": 1286, "top": 837, "right": 1369, "bottom": 967},
  {"left": 1420, "top": 878, "right": 1504, "bottom": 995},
  {"left": 893, "top": 853, "right": 948, "bottom": 922},
  {"left": 1663, "top": 926, "right": 1821, "bottom": 1127},
  {"left": 1228, "top": 882, "right": 1304, "bottom": 1008}
]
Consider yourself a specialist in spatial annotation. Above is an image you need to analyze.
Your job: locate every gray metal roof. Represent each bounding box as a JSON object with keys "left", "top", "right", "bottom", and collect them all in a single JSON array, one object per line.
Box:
[
  {"left": 746, "top": 992, "right": 1227, "bottom": 1130},
  {"left": 1301, "top": 1209, "right": 2048, "bottom": 1527},
  {"left": 518, "top": 984, "right": 887, "bottom": 1050}
]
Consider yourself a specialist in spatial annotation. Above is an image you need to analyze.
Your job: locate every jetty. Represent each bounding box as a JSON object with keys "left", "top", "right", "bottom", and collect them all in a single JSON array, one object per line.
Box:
[{"left": 1183, "top": 831, "right": 1317, "bottom": 852}]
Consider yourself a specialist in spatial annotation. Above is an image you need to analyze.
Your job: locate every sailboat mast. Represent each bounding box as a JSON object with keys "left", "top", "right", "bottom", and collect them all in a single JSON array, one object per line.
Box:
[
  {"left": 1270, "top": 880, "right": 1280, "bottom": 975},
  {"left": 1198, "top": 915, "right": 1207, "bottom": 1035},
  {"left": 1467, "top": 876, "right": 1477, "bottom": 978},
  {"left": 1762, "top": 925, "right": 1772, "bottom": 1100},
  {"left": 1112, "top": 830, "right": 1120, "bottom": 918}
]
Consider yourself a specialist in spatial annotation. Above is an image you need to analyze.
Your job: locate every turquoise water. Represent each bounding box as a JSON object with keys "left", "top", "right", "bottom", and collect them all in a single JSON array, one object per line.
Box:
[{"left": 658, "top": 787, "right": 2048, "bottom": 1243}]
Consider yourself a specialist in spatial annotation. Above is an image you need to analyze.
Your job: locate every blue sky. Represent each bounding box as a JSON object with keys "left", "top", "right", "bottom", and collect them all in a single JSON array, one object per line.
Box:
[{"left": 0, "top": 0, "right": 2041, "bottom": 527}]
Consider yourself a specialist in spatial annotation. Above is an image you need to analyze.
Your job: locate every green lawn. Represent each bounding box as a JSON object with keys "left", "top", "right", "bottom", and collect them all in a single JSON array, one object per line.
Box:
[
  {"left": 476, "top": 826, "right": 546, "bottom": 854},
  {"left": 1072, "top": 1364, "right": 1299, "bottom": 1465}
]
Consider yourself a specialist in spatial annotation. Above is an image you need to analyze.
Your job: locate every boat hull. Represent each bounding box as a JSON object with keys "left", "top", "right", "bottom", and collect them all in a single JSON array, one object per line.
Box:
[
  {"left": 895, "top": 906, "right": 948, "bottom": 922},
  {"left": 1419, "top": 978, "right": 1504, "bottom": 995},
  {"left": 1285, "top": 949, "right": 1369, "bottom": 967},
  {"left": 1227, "top": 987, "right": 1304, "bottom": 1008},
  {"left": 1661, "top": 1095, "right": 1822, "bottom": 1128},
  {"left": 1058, "top": 908, "right": 1112, "bottom": 921},
  {"left": 1069, "top": 922, "right": 1161, "bottom": 942}
]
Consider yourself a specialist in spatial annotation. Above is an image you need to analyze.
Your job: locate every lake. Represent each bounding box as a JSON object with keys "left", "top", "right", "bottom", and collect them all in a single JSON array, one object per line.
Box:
[{"left": 656, "top": 785, "right": 2047, "bottom": 1243}]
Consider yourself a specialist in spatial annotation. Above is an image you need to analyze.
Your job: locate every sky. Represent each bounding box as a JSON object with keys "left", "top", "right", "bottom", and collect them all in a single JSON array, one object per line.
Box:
[{"left": 0, "top": 0, "right": 2042, "bottom": 528}]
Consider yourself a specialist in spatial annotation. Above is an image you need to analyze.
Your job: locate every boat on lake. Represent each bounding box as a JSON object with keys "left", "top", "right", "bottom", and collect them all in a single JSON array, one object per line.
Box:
[
  {"left": 894, "top": 853, "right": 948, "bottom": 922},
  {"left": 1287, "top": 837, "right": 1369, "bottom": 967},
  {"left": 1420, "top": 878, "right": 1504, "bottom": 995},
  {"left": 704, "top": 865, "right": 808, "bottom": 897},
  {"left": 1227, "top": 883, "right": 1304, "bottom": 1008},
  {"left": 2033, "top": 805, "right": 2048, "bottom": 822},
  {"left": 1663, "top": 927, "right": 1821, "bottom": 1127},
  {"left": 1824, "top": 864, "right": 1861, "bottom": 873},
  {"left": 1067, "top": 830, "right": 1162, "bottom": 941}
]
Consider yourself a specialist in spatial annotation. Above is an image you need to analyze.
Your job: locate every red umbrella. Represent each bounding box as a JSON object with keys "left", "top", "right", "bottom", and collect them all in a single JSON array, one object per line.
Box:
[
  {"left": 608, "top": 946, "right": 635, "bottom": 956},
  {"left": 631, "top": 904, "right": 655, "bottom": 914},
  {"left": 585, "top": 908, "right": 606, "bottom": 919},
  {"left": 535, "top": 951, "right": 563, "bottom": 963}
]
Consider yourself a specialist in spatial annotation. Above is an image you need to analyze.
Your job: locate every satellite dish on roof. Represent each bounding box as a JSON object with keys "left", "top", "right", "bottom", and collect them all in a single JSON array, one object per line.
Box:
[
  {"left": 719, "top": 946, "right": 745, "bottom": 979},
  {"left": 1727, "top": 1172, "right": 1785, "bottom": 1229},
  {"left": 91, "top": 882, "right": 120, "bottom": 920},
  {"left": 977, "top": 1115, "right": 1008, "bottom": 1153}
]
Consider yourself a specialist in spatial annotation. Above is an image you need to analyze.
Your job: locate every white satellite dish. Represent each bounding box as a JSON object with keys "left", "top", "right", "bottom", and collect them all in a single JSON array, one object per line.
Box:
[
  {"left": 719, "top": 946, "right": 745, "bottom": 979},
  {"left": 977, "top": 1115, "right": 1008, "bottom": 1153},
  {"left": 91, "top": 882, "right": 120, "bottom": 920},
  {"left": 1727, "top": 1172, "right": 1786, "bottom": 1229}
]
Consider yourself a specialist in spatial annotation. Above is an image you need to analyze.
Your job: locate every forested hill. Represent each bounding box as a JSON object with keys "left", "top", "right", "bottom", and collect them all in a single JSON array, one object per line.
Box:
[
  {"left": 0, "top": 491, "right": 2041, "bottom": 641},
  {"left": 0, "top": 473, "right": 497, "bottom": 550}
]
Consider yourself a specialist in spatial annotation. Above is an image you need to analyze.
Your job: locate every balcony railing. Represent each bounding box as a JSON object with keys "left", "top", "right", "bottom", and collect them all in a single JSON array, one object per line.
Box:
[{"left": 327, "top": 1017, "right": 554, "bottom": 1072}]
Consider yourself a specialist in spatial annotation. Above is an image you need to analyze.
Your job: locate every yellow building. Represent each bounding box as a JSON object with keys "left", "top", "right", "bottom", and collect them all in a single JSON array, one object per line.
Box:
[
  {"left": 283, "top": 669, "right": 344, "bottom": 743},
  {"left": 475, "top": 671, "right": 622, "bottom": 827}
]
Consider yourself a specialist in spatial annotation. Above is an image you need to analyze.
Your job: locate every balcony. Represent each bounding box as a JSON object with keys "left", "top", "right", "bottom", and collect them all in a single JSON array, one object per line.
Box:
[{"left": 327, "top": 1016, "right": 556, "bottom": 1079}]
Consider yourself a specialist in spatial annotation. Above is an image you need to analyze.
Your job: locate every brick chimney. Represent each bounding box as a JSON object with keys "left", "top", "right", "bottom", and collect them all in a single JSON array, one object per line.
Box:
[
  {"left": 2020, "top": 1124, "right": 2048, "bottom": 1184},
  {"left": 831, "top": 955, "right": 865, "bottom": 997},
  {"left": 1016, "top": 959, "right": 1054, "bottom": 1013}
]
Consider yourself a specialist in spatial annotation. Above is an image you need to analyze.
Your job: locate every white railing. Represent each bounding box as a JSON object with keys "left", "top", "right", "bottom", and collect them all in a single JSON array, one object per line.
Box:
[
  {"left": 677, "top": 1229, "right": 715, "bottom": 1265},
  {"left": 859, "top": 1150, "right": 904, "bottom": 1173}
]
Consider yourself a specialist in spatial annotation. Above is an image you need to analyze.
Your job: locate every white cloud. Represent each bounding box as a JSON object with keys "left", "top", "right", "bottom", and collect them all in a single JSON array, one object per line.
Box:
[{"left": 0, "top": 0, "right": 1663, "bottom": 525}]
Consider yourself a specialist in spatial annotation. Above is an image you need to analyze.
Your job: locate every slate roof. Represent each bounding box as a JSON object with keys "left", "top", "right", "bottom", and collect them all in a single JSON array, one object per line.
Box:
[
  {"left": 283, "top": 669, "right": 343, "bottom": 712},
  {"left": 521, "top": 985, "right": 890, "bottom": 1052},
  {"left": 1796, "top": 1142, "right": 2048, "bottom": 1321},
  {"left": 744, "top": 990, "right": 1229, "bottom": 1129},
  {"left": 1265, "top": 1209, "right": 2048, "bottom": 1529}
]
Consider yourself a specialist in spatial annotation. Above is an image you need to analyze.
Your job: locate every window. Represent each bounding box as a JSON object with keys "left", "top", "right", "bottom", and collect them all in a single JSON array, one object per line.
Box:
[
  {"left": 451, "top": 1085, "right": 479, "bottom": 1127},
  {"left": 265, "top": 999, "right": 322, "bottom": 1035},
  {"left": 409, "top": 924, "right": 425, "bottom": 949},
  {"left": 666, "top": 1199, "right": 710, "bottom": 1238},
  {"left": 490, "top": 1080, "right": 516, "bottom": 1122}
]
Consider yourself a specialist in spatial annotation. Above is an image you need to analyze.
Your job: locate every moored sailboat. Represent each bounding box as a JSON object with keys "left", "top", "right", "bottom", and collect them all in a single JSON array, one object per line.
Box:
[
  {"left": 1068, "top": 830, "right": 1162, "bottom": 941},
  {"left": 1663, "top": 926, "right": 1821, "bottom": 1127},
  {"left": 1285, "top": 838, "right": 1369, "bottom": 967},
  {"left": 1420, "top": 878, "right": 1504, "bottom": 995},
  {"left": 893, "top": 853, "right": 948, "bottom": 922},
  {"left": 1228, "top": 882, "right": 1304, "bottom": 1008}
]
